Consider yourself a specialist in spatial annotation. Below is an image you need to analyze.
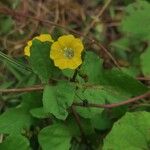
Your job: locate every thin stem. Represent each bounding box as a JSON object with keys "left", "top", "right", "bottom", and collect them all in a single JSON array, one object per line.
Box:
[
  {"left": 0, "top": 85, "right": 149, "bottom": 109},
  {"left": 0, "top": 51, "right": 32, "bottom": 72},
  {"left": 73, "top": 91, "right": 150, "bottom": 108},
  {"left": 71, "top": 106, "right": 91, "bottom": 147},
  {"left": 84, "top": 0, "right": 112, "bottom": 36},
  {"left": 136, "top": 77, "right": 150, "bottom": 81},
  {"left": 0, "top": 85, "right": 43, "bottom": 93},
  {"left": 71, "top": 106, "right": 85, "bottom": 138},
  {"left": 70, "top": 69, "right": 78, "bottom": 82}
]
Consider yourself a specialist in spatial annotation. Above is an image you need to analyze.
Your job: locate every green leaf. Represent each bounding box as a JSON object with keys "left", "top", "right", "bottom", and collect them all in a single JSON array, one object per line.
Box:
[
  {"left": 0, "top": 92, "right": 39, "bottom": 135},
  {"left": 77, "top": 51, "right": 148, "bottom": 120},
  {"left": 141, "top": 46, "right": 150, "bottom": 76},
  {"left": 101, "top": 69, "right": 148, "bottom": 97},
  {"left": 79, "top": 51, "right": 103, "bottom": 84},
  {"left": 75, "top": 69, "right": 148, "bottom": 120},
  {"left": 121, "top": 67, "right": 139, "bottom": 77},
  {"left": 121, "top": 1, "right": 150, "bottom": 40},
  {"left": 29, "top": 40, "right": 58, "bottom": 83},
  {"left": 30, "top": 107, "right": 51, "bottom": 119},
  {"left": 0, "top": 135, "right": 30, "bottom": 150},
  {"left": 0, "top": 107, "right": 33, "bottom": 134},
  {"left": 75, "top": 84, "right": 129, "bottom": 120},
  {"left": 62, "top": 69, "right": 75, "bottom": 78},
  {"left": 66, "top": 115, "right": 95, "bottom": 136},
  {"left": 80, "top": 51, "right": 148, "bottom": 97},
  {"left": 21, "top": 92, "right": 42, "bottom": 109},
  {"left": 110, "top": 37, "right": 131, "bottom": 52},
  {"left": 42, "top": 81, "right": 76, "bottom": 120},
  {"left": 91, "top": 113, "right": 112, "bottom": 130},
  {"left": 38, "top": 123, "right": 71, "bottom": 150},
  {"left": 103, "top": 111, "right": 150, "bottom": 150},
  {"left": 75, "top": 88, "right": 105, "bottom": 119}
]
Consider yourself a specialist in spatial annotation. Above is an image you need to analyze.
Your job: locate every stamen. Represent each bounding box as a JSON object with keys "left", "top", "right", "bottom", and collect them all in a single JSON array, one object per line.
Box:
[{"left": 63, "top": 47, "right": 74, "bottom": 59}]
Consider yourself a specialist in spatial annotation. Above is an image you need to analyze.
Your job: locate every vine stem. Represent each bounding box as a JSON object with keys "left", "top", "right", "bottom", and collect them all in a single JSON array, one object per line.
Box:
[
  {"left": 0, "top": 86, "right": 150, "bottom": 109},
  {"left": 71, "top": 106, "right": 92, "bottom": 148},
  {"left": 71, "top": 106, "right": 85, "bottom": 139},
  {"left": 73, "top": 91, "right": 150, "bottom": 108},
  {"left": 0, "top": 85, "right": 43, "bottom": 93},
  {"left": 83, "top": 0, "right": 112, "bottom": 36},
  {"left": 136, "top": 77, "right": 150, "bottom": 81}
]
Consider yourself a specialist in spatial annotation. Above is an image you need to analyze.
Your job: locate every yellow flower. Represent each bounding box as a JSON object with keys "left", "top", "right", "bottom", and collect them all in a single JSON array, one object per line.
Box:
[
  {"left": 24, "top": 34, "right": 54, "bottom": 56},
  {"left": 50, "top": 34, "right": 84, "bottom": 70}
]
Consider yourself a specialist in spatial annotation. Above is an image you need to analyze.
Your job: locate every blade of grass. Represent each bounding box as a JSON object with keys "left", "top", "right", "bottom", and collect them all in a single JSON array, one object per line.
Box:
[{"left": 0, "top": 50, "right": 32, "bottom": 72}]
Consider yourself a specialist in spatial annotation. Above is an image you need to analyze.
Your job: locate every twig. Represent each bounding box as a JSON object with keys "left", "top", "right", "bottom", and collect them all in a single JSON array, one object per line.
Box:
[
  {"left": 0, "top": 7, "right": 81, "bottom": 36},
  {"left": 50, "top": 0, "right": 59, "bottom": 32},
  {"left": 0, "top": 85, "right": 43, "bottom": 93},
  {"left": 136, "top": 77, "right": 150, "bottom": 81},
  {"left": 0, "top": 134, "right": 3, "bottom": 143},
  {"left": 83, "top": 0, "right": 112, "bottom": 36},
  {"left": 92, "top": 39, "right": 121, "bottom": 68},
  {"left": 73, "top": 91, "right": 150, "bottom": 108},
  {"left": 0, "top": 86, "right": 150, "bottom": 109},
  {"left": 71, "top": 106, "right": 92, "bottom": 148},
  {"left": 0, "top": 6, "right": 120, "bottom": 68},
  {"left": 71, "top": 106, "right": 85, "bottom": 138}
]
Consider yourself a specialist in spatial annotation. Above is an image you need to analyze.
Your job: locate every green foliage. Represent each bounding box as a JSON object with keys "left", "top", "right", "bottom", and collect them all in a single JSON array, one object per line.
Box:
[
  {"left": 141, "top": 46, "right": 150, "bottom": 76},
  {"left": 79, "top": 51, "right": 148, "bottom": 97},
  {"left": 38, "top": 123, "right": 71, "bottom": 150},
  {"left": 103, "top": 111, "right": 150, "bottom": 150},
  {"left": 30, "top": 40, "right": 60, "bottom": 83},
  {"left": 0, "top": 107, "right": 33, "bottom": 134},
  {"left": 111, "top": 0, "right": 150, "bottom": 77},
  {"left": 30, "top": 107, "right": 51, "bottom": 119},
  {"left": 121, "top": 0, "right": 150, "bottom": 40},
  {"left": 1, "top": 48, "right": 149, "bottom": 149},
  {"left": 79, "top": 51, "right": 103, "bottom": 84},
  {"left": 91, "top": 113, "right": 112, "bottom": 130},
  {"left": 62, "top": 69, "right": 75, "bottom": 78},
  {"left": 0, "top": 92, "right": 42, "bottom": 134},
  {"left": 42, "top": 81, "right": 76, "bottom": 120},
  {"left": 0, "top": 135, "right": 30, "bottom": 150},
  {"left": 75, "top": 52, "right": 148, "bottom": 133},
  {"left": 101, "top": 69, "right": 148, "bottom": 96},
  {"left": 75, "top": 88, "right": 105, "bottom": 119},
  {"left": 1, "top": 0, "right": 150, "bottom": 149}
]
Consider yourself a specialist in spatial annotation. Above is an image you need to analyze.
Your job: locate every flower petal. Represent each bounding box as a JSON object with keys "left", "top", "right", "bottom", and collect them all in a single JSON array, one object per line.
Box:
[
  {"left": 72, "top": 38, "right": 84, "bottom": 54},
  {"left": 36, "top": 34, "right": 54, "bottom": 43},
  {"left": 55, "top": 57, "right": 82, "bottom": 70},
  {"left": 50, "top": 41, "right": 64, "bottom": 59},
  {"left": 71, "top": 57, "right": 82, "bottom": 67},
  {"left": 54, "top": 59, "right": 68, "bottom": 69},
  {"left": 58, "top": 35, "right": 75, "bottom": 48},
  {"left": 50, "top": 34, "right": 84, "bottom": 70},
  {"left": 24, "top": 34, "right": 53, "bottom": 56},
  {"left": 24, "top": 40, "right": 32, "bottom": 56}
]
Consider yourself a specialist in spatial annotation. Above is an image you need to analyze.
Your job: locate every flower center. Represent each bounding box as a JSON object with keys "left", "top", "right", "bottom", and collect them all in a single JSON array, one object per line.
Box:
[{"left": 63, "top": 47, "right": 74, "bottom": 59}]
